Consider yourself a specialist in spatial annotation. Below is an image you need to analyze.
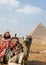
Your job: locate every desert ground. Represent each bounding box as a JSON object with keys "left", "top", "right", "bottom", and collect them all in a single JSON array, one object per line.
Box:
[
  {"left": 27, "top": 44, "right": 46, "bottom": 65},
  {"left": 0, "top": 44, "right": 46, "bottom": 65}
]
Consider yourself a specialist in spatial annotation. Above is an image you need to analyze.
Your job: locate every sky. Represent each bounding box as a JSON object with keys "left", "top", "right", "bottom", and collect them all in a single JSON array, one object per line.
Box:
[{"left": 0, "top": 0, "right": 46, "bottom": 37}]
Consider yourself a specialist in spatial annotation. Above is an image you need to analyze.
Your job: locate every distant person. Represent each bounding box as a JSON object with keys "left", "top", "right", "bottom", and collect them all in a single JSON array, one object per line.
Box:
[{"left": 0, "top": 31, "right": 11, "bottom": 58}]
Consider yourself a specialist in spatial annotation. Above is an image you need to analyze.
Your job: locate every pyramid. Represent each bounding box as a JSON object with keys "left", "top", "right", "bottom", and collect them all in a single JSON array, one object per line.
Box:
[
  {"left": 30, "top": 23, "right": 46, "bottom": 44},
  {"left": 30, "top": 23, "right": 46, "bottom": 38}
]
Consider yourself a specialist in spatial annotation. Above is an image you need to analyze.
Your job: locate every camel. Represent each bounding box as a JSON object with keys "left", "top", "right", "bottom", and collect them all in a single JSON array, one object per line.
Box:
[
  {"left": 8, "top": 35, "right": 32, "bottom": 65},
  {"left": 0, "top": 35, "right": 32, "bottom": 65}
]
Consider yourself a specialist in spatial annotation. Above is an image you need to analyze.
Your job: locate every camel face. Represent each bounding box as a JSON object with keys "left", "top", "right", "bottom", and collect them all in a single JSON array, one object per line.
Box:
[{"left": 26, "top": 36, "right": 32, "bottom": 43}]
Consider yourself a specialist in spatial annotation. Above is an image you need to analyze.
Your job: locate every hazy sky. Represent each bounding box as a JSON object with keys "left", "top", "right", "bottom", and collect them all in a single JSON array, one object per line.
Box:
[{"left": 0, "top": 0, "right": 46, "bottom": 37}]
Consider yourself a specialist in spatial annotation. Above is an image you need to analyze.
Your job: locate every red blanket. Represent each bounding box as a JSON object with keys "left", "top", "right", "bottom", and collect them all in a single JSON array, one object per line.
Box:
[{"left": 0, "top": 38, "right": 11, "bottom": 57}]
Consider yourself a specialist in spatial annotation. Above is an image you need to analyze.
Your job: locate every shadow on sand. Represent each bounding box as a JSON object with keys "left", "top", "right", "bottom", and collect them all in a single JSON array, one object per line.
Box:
[
  {"left": 25, "top": 60, "right": 46, "bottom": 65},
  {"left": 0, "top": 60, "right": 46, "bottom": 65}
]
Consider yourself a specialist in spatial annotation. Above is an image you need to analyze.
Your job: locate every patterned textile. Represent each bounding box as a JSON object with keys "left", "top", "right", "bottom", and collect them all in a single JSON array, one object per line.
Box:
[
  {"left": 4, "top": 42, "right": 23, "bottom": 60},
  {"left": 0, "top": 38, "right": 11, "bottom": 57},
  {"left": 0, "top": 37, "right": 23, "bottom": 60}
]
